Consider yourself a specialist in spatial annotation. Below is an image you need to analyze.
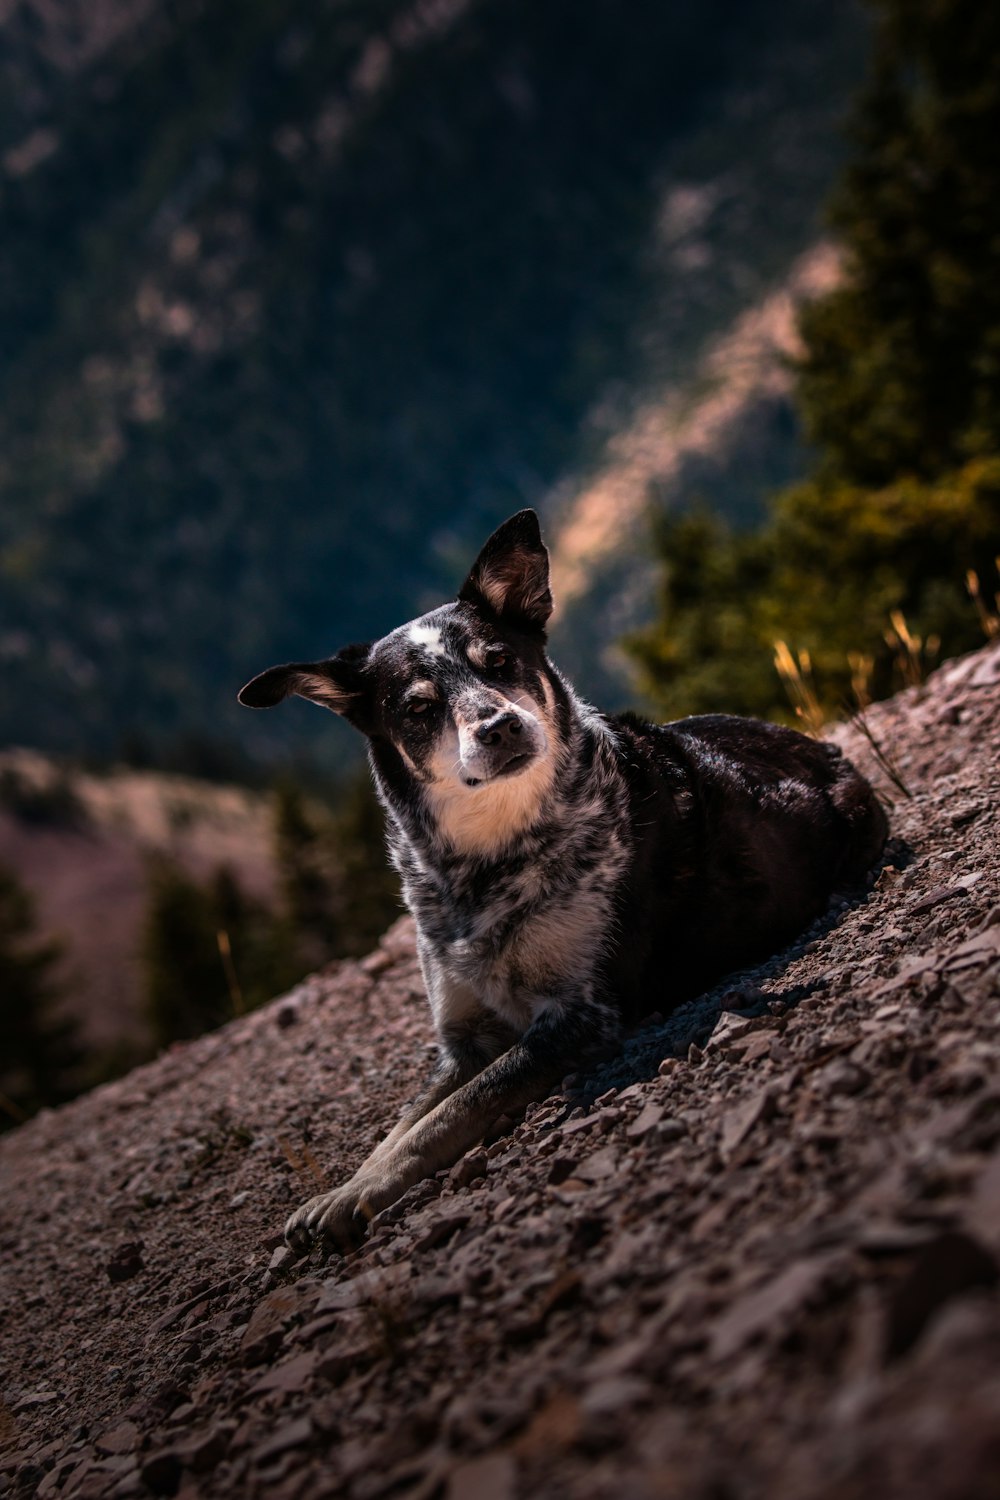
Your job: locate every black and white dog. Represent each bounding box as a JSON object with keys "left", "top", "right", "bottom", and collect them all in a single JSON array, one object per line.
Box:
[{"left": 239, "top": 510, "right": 887, "bottom": 1250}]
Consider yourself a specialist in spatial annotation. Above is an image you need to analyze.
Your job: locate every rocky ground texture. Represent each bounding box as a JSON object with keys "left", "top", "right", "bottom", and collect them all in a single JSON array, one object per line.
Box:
[{"left": 2, "top": 641, "right": 999, "bottom": 1500}]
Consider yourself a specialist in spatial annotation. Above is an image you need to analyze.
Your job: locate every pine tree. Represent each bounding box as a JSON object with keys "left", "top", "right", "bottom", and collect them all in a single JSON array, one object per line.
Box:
[
  {"left": 142, "top": 857, "right": 301, "bottom": 1050},
  {"left": 796, "top": 0, "right": 1000, "bottom": 485},
  {"left": 142, "top": 857, "right": 231, "bottom": 1049},
  {"left": 329, "top": 773, "right": 401, "bottom": 958},
  {"left": 0, "top": 865, "right": 83, "bottom": 1126},
  {"left": 272, "top": 782, "right": 339, "bottom": 965},
  {"left": 629, "top": 0, "right": 1000, "bottom": 720}
]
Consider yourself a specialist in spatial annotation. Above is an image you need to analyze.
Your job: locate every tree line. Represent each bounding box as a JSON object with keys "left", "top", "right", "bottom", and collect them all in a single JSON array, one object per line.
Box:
[
  {"left": 628, "top": 0, "right": 1000, "bottom": 723},
  {"left": 0, "top": 776, "right": 399, "bottom": 1128}
]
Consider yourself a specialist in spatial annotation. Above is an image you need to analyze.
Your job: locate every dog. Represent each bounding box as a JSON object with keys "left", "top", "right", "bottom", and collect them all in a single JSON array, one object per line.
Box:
[{"left": 239, "top": 509, "right": 887, "bottom": 1250}]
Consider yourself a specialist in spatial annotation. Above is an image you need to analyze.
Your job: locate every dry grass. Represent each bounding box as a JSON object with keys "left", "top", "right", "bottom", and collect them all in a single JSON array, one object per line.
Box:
[
  {"left": 884, "top": 609, "right": 939, "bottom": 689},
  {"left": 774, "top": 625, "right": 914, "bottom": 799},
  {"left": 847, "top": 651, "right": 874, "bottom": 711},
  {"left": 216, "top": 928, "right": 245, "bottom": 1017},
  {"left": 276, "top": 1135, "right": 328, "bottom": 1190},
  {"left": 846, "top": 708, "right": 912, "bottom": 801},
  {"left": 773, "top": 640, "right": 825, "bottom": 737},
  {"left": 967, "top": 559, "right": 1000, "bottom": 640}
]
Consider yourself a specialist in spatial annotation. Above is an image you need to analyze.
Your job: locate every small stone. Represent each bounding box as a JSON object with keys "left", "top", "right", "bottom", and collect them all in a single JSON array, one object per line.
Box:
[
  {"left": 580, "top": 1374, "right": 649, "bottom": 1417},
  {"left": 719, "top": 1089, "right": 777, "bottom": 1159},
  {"left": 412, "top": 1208, "right": 472, "bottom": 1252},
  {"left": 741, "top": 1033, "right": 774, "bottom": 1064},
  {"left": 447, "top": 1451, "right": 516, "bottom": 1500},
  {"left": 820, "top": 1060, "right": 871, "bottom": 1097},
  {"left": 575, "top": 1146, "right": 618, "bottom": 1183},
  {"left": 450, "top": 1149, "right": 488, "bottom": 1187},
  {"left": 95, "top": 1423, "right": 139, "bottom": 1456},
  {"left": 909, "top": 885, "right": 967, "bottom": 916},
  {"left": 241, "top": 1283, "right": 319, "bottom": 1363},
  {"left": 251, "top": 1416, "right": 314, "bottom": 1465},
  {"left": 246, "top": 1350, "right": 319, "bottom": 1396},
  {"left": 360, "top": 948, "right": 394, "bottom": 976},
  {"left": 173, "top": 1423, "right": 232, "bottom": 1473},
  {"left": 710, "top": 1254, "right": 844, "bottom": 1361},
  {"left": 12, "top": 1390, "right": 60, "bottom": 1412},
  {"left": 106, "top": 1241, "right": 145, "bottom": 1284},
  {"left": 626, "top": 1103, "right": 665, "bottom": 1141}
]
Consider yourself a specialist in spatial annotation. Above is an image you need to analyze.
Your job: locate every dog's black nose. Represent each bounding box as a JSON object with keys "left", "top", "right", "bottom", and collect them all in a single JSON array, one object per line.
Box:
[{"left": 475, "top": 710, "right": 522, "bottom": 747}]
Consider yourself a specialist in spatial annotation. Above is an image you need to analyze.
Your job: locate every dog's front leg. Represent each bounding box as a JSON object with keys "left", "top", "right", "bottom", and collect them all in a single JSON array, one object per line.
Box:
[
  {"left": 288, "top": 999, "right": 617, "bottom": 1251},
  {"left": 284, "top": 1010, "right": 518, "bottom": 1252}
]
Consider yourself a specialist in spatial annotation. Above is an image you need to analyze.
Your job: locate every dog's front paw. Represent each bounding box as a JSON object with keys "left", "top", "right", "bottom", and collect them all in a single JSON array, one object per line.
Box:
[
  {"left": 284, "top": 1183, "right": 367, "bottom": 1254},
  {"left": 284, "top": 1165, "right": 415, "bottom": 1253}
]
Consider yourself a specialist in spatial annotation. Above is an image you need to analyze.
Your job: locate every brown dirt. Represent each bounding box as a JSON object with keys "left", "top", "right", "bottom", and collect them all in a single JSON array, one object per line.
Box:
[{"left": 2, "top": 641, "right": 999, "bottom": 1500}]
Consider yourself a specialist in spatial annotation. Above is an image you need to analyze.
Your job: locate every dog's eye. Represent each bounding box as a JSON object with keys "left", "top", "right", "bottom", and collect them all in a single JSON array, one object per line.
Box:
[
  {"left": 407, "top": 698, "right": 433, "bottom": 717},
  {"left": 485, "top": 652, "right": 510, "bottom": 673}
]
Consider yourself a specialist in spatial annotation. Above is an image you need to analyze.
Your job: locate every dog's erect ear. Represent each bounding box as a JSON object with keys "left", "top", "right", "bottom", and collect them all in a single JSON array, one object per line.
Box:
[
  {"left": 458, "top": 509, "right": 553, "bottom": 631},
  {"left": 238, "top": 644, "right": 371, "bottom": 724}
]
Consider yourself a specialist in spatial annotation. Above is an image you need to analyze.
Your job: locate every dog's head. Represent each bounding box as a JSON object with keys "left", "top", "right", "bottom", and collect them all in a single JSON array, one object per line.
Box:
[{"left": 239, "top": 511, "right": 563, "bottom": 855}]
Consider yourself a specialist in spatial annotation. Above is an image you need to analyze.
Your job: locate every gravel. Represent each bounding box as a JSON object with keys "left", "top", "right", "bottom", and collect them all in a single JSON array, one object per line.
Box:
[{"left": 2, "top": 639, "right": 999, "bottom": 1500}]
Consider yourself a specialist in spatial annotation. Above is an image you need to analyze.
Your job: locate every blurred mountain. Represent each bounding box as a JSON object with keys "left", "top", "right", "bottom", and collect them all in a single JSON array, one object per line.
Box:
[
  {"left": 0, "top": 0, "right": 866, "bottom": 767},
  {"left": 0, "top": 746, "right": 278, "bottom": 1054}
]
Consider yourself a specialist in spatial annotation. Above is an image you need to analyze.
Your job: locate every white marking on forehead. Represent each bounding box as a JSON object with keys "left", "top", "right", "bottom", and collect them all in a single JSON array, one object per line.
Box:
[{"left": 408, "top": 622, "right": 445, "bottom": 656}]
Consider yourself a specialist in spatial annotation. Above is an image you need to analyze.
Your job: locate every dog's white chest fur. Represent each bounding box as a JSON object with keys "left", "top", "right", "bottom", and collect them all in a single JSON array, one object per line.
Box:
[{"left": 419, "top": 865, "right": 621, "bottom": 1039}]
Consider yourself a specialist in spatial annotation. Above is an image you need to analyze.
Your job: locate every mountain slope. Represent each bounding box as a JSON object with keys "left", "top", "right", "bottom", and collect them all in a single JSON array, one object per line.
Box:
[
  {"left": 0, "top": 0, "right": 867, "bottom": 764},
  {"left": 547, "top": 241, "right": 842, "bottom": 701},
  {"left": 2, "top": 640, "right": 999, "bottom": 1499},
  {"left": 0, "top": 749, "right": 279, "bottom": 1052}
]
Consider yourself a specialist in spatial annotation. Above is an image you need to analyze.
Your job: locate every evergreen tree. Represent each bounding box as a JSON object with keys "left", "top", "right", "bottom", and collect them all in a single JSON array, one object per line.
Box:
[
  {"left": 630, "top": 0, "right": 1000, "bottom": 720},
  {"left": 796, "top": 0, "right": 1000, "bottom": 485},
  {"left": 329, "top": 773, "right": 401, "bottom": 959},
  {"left": 630, "top": 461, "right": 1000, "bottom": 721},
  {"left": 0, "top": 865, "right": 83, "bottom": 1126},
  {"left": 272, "top": 783, "right": 339, "bottom": 964},
  {"left": 142, "top": 857, "right": 301, "bottom": 1050},
  {"left": 142, "top": 857, "right": 231, "bottom": 1049}
]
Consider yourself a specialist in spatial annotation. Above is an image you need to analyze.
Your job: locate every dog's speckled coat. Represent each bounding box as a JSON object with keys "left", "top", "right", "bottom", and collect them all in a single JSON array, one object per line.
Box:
[{"left": 239, "top": 510, "right": 887, "bottom": 1248}]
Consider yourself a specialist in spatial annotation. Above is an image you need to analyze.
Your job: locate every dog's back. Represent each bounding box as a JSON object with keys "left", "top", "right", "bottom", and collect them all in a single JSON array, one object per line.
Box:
[{"left": 604, "top": 712, "right": 889, "bottom": 1020}]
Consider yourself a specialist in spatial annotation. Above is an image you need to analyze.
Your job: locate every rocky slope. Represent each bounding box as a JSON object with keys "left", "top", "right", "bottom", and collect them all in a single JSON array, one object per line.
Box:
[{"left": 2, "top": 640, "right": 999, "bottom": 1500}]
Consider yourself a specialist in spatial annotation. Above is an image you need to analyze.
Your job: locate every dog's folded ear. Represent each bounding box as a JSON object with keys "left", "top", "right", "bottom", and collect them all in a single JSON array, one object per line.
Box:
[
  {"left": 458, "top": 509, "right": 553, "bottom": 632},
  {"left": 238, "top": 643, "right": 371, "bottom": 724}
]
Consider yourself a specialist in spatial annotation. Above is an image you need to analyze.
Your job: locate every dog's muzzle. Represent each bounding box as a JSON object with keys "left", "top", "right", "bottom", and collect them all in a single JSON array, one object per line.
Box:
[
  {"left": 475, "top": 710, "right": 523, "bottom": 748},
  {"left": 459, "top": 703, "right": 544, "bottom": 786}
]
